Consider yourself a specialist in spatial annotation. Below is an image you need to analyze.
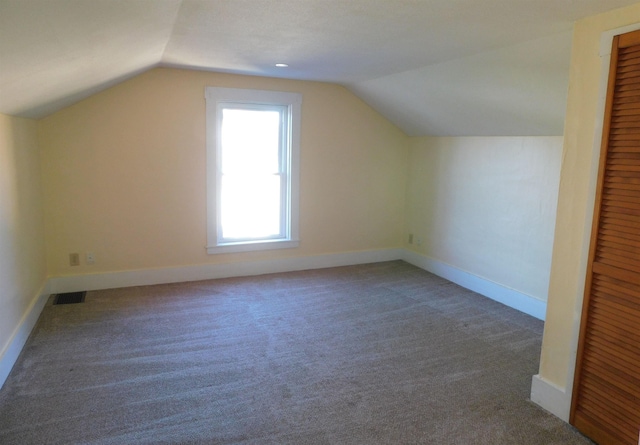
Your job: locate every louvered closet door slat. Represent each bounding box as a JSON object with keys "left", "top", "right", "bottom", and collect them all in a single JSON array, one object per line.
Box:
[
  {"left": 603, "top": 197, "right": 640, "bottom": 209},
  {"left": 571, "top": 30, "right": 640, "bottom": 445},
  {"left": 614, "top": 111, "right": 640, "bottom": 119},
  {"left": 601, "top": 233, "right": 640, "bottom": 247},
  {"left": 618, "top": 93, "right": 640, "bottom": 104},
  {"left": 602, "top": 202, "right": 640, "bottom": 214},
  {"left": 609, "top": 116, "right": 638, "bottom": 125},
  {"left": 577, "top": 380, "right": 638, "bottom": 442}
]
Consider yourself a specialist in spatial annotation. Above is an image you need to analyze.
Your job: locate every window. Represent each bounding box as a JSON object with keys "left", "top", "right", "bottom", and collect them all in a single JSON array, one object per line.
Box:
[{"left": 205, "top": 87, "right": 301, "bottom": 254}]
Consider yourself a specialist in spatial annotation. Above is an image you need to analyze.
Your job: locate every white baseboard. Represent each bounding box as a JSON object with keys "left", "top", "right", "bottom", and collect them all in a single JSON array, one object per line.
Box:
[
  {"left": 48, "top": 248, "right": 405, "bottom": 294},
  {"left": 530, "top": 374, "right": 571, "bottom": 422},
  {"left": 401, "top": 250, "right": 547, "bottom": 320},
  {"left": 47, "top": 249, "right": 548, "bottom": 318},
  {"left": 0, "top": 281, "right": 51, "bottom": 390},
  {"left": 4, "top": 248, "right": 549, "bottom": 392}
]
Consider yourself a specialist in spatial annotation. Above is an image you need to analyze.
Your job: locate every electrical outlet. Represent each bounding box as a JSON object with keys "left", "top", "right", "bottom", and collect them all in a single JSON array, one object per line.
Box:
[
  {"left": 86, "top": 252, "right": 95, "bottom": 265},
  {"left": 69, "top": 253, "right": 80, "bottom": 267},
  {"left": 408, "top": 234, "right": 414, "bottom": 244},
  {"left": 416, "top": 237, "right": 423, "bottom": 246}
]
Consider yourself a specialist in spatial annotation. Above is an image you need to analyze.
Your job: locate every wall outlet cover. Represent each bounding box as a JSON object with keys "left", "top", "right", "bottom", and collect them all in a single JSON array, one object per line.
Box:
[{"left": 69, "top": 253, "right": 80, "bottom": 267}]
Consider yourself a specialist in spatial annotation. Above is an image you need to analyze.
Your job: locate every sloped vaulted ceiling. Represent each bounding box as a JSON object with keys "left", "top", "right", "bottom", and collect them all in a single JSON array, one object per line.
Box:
[{"left": 0, "top": 0, "right": 638, "bottom": 136}]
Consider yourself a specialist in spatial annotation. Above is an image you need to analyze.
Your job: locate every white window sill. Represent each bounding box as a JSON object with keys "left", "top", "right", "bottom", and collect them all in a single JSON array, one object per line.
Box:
[{"left": 206, "top": 239, "right": 299, "bottom": 254}]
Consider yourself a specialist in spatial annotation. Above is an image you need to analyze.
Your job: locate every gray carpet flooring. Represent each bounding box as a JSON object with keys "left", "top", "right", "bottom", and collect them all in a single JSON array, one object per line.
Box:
[{"left": 0, "top": 261, "right": 593, "bottom": 444}]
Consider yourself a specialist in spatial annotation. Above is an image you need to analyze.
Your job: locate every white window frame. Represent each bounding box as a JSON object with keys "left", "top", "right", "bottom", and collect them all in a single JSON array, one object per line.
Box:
[{"left": 205, "top": 87, "right": 301, "bottom": 254}]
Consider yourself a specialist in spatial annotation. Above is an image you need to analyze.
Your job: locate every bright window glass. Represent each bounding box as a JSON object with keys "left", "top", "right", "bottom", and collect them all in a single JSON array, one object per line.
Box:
[
  {"left": 220, "top": 108, "right": 283, "bottom": 240},
  {"left": 205, "top": 87, "right": 301, "bottom": 254}
]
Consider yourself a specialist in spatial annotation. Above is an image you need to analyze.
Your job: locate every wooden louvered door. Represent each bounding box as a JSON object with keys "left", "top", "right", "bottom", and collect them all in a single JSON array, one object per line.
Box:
[{"left": 570, "top": 30, "right": 640, "bottom": 445}]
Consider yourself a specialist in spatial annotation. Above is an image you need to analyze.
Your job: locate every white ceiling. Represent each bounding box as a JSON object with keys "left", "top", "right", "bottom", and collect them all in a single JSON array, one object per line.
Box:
[{"left": 0, "top": 0, "right": 637, "bottom": 136}]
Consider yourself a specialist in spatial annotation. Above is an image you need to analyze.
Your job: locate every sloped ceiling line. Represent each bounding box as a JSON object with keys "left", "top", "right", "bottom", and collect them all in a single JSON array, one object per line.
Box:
[{"left": 0, "top": 0, "right": 638, "bottom": 136}]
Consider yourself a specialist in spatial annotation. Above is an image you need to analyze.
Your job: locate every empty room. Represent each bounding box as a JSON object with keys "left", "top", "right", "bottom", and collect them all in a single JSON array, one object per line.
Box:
[{"left": 1, "top": 1, "right": 639, "bottom": 443}]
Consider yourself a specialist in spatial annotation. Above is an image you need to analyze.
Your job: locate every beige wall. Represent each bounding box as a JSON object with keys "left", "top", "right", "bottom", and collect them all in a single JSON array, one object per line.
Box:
[
  {"left": 538, "top": 4, "right": 640, "bottom": 393},
  {"left": 406, "top": 136, "right": 562, "bottom": 301},
  {"left": 0, "top": 113, "right": 47, "bottom": 359},
  {"left": 38, "top": 68, "right": 408, "bottom": 276}
]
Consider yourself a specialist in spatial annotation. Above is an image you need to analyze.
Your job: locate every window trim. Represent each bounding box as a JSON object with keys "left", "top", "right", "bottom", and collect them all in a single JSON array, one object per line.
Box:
[{"left": 204, "top": 87, "right": 301, "bottom": 254}]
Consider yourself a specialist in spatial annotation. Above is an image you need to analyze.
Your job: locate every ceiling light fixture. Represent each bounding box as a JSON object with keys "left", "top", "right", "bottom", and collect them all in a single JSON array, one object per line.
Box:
[{"left": 275, "top": 63, "right": 288, "bottom": 68}]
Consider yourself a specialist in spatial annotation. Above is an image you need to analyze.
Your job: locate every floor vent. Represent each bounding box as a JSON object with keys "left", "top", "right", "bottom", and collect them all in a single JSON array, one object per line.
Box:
[{"left": 54, "top": 291, "right": 86, "bottom": 305}]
